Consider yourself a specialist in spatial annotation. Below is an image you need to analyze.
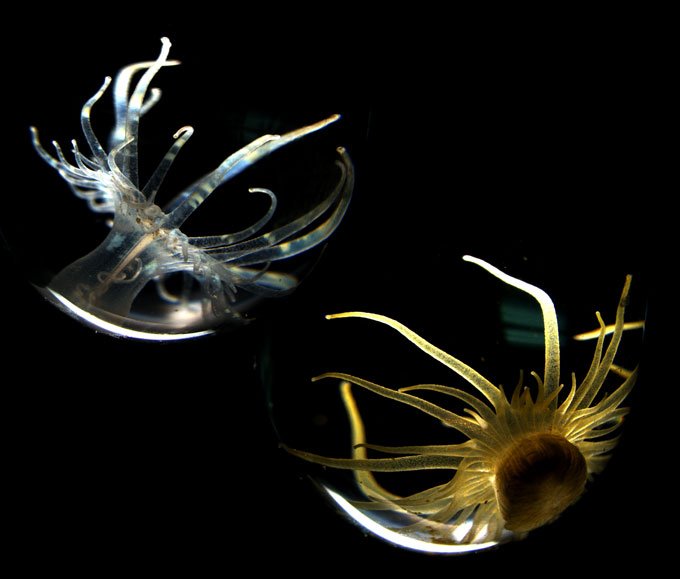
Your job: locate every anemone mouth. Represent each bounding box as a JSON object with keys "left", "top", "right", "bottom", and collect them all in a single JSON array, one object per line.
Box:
[{"left": 494, "top": 432, "right": 587, "bottom": 533}]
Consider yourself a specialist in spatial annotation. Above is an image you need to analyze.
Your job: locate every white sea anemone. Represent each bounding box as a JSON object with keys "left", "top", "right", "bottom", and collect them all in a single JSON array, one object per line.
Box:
[{"left": 31, "top": 37, "right": 352, "bottom": 339}]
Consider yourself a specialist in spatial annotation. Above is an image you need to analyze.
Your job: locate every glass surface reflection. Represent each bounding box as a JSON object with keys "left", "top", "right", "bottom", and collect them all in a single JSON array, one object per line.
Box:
[{"left": 323, "top": 485, "right": 512, "bottom": 554}]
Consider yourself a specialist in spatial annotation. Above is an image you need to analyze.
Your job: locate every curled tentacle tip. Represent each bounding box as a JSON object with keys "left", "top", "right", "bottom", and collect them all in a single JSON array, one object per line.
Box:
[
  {"left": 310, "top": 115, "right": 341, "bottom": 131},
  {"left": 172, "top": 125, "right": 194, "bottom": 139},
  {"left": 326, "top": 312, "right": 368, "bottom": 321},
  {"left": 97, "top": 76, "right": 113, "bottom": 91},
  {"left": 325, "top": 312, "right": 349, "bottom": 320},
  {"left": 336, "top": 146, "right": 346, "bottom": 154}
]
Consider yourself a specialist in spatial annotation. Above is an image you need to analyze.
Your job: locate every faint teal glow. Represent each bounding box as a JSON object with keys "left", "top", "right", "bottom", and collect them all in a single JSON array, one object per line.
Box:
[
  {"left": 503, "top": 327, "right": 546, "bottom": 347},
  {"left": 500, "top": 297, "right": 565, "bottom": 348}
]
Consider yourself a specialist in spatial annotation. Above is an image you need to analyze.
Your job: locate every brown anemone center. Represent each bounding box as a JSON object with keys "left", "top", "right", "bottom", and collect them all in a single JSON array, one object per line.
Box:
[{"left": 495, "top": 432, "right": 587, "bottom": 533}]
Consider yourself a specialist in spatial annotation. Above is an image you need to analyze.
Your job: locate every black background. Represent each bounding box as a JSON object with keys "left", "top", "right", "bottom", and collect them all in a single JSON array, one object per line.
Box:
[{"left": 3, "top": 9, "right": 670, "bottom": 575}]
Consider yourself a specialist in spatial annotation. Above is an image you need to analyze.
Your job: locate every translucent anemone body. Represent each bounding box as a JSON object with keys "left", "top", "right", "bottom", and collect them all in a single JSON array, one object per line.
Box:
[
  {"left": 31, "top": 38, "right": 353, "bottom": 340},
  {"left": 288, "top": 256, "right": 639, "bottom": 550}
]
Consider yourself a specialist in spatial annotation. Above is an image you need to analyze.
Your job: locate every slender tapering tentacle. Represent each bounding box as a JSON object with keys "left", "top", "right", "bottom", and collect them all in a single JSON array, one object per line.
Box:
[
  {"left": 119, "top": 37, "right": 174, "bottom": 185},
  {"left": 313, "top": 372, "right": 484, "bottom": 439},
  {"left": 463, "top": 255, "right": 561, "bottom": 407},
  {"left": 189, "top": 188, "right": 278, "bottom": 249},
  {"left": 110, "top": 56, "right": 180, "bottom": 148},
  {"left": 325, "top": 311, "right": 503, "bottom": 409},
  {"left": 217, "top": 150, "right": 353, "bottom": 266},
  {"left": 143, "top": 126, "right": 194, "bottom": 203},
  {"left": 80, "top": 76, "right": 112, "bottom": 161},
  {"left": 165, "top": 115, "right": 341, "bottom": 229},
  {"left": 285, "top": 447, "right": 462, "bottom": 472}
]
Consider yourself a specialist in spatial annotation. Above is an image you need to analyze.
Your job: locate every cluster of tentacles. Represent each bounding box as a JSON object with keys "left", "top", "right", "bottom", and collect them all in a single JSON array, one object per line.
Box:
[
  {"left": 288, "top": 256, "right": 638, "bottom": 544},
  {"left": 31, "top": 38, "right": 352, "bottom": 337}
]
